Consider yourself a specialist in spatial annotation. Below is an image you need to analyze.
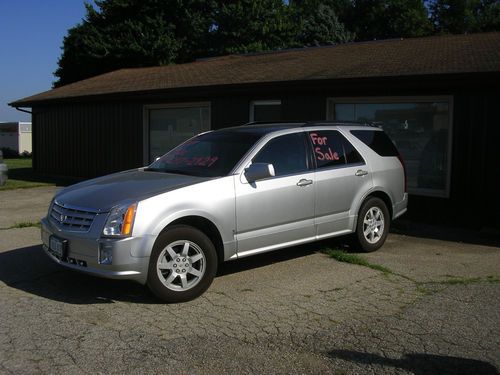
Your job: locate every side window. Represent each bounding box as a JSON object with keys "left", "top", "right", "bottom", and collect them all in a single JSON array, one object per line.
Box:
[
  {"left": 308, "top": 130, "right": 364, "bottom": 169},
  {"left": 252, "top": 133, "right": 309, "bottom": 176},
  {"left": 350, "top": 130, "right": 399, "bottom": 157},
  {"left": 343, "top": 138, "right": 364, "bottom": 165}
]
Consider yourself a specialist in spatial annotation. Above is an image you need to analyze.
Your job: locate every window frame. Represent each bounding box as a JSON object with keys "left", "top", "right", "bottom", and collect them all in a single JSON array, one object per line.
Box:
[
  {"left": 307, "top": 129, "right": 366, "bottom": 171},
  {"left": 249, "top": 100, "right": 282, "bottom": 122},
  {"left": 248, "top": 131, "right": 313, "bottom": 180},
  {"left": 143, "top": 101, "right": 211, "bottom": 164},
  {"left": 326, "top": 96, "right": 453, "bottom": 198}
]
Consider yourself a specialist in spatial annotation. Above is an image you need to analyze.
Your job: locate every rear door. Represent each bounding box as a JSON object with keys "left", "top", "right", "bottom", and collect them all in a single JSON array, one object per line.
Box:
[
  {"left": 235, "top": 132, "right": 316, "bottom": 255},
  {"left": 308, "top": 130, "right": 373, "bottom": 237}
]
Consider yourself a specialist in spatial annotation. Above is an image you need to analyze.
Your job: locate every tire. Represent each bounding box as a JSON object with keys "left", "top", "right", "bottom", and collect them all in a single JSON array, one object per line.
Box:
[
  {"left": 147, "top": 225, "right": 218, "bottom": 303},
  {"left": 352, "top": 197, "right": 390, "bottom": 253}
]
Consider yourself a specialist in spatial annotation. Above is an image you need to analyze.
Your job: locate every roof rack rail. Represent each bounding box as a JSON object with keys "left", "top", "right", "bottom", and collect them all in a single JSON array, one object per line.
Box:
[
  {"left": 243, "top": 121, "right": 305, "bottom": 126},
  {"left": 242, "top": 120, "right": 382, "bottom": 128},
  {"left": 301, "top": 120, "right": 378, "bottom": 127}
]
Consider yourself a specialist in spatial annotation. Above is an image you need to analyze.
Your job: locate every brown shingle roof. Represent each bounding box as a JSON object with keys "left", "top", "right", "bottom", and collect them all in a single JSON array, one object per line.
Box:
[{"left": 11, "top": 32, "right": 500, "bottom": 106}]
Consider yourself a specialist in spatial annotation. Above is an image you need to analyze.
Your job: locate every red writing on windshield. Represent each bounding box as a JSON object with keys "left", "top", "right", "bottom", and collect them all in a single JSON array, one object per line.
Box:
[
  {"left": 309, "top": 133, "right": 339, "bottom": 161},
  {"left": 168, "top": 156, "right": 219, "bottom": 167}
]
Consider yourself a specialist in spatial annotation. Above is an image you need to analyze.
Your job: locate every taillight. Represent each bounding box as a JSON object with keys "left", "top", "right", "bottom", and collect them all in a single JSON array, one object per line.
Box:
[{"left": 397, "top": 154, "right": 407, "bottom": 193}]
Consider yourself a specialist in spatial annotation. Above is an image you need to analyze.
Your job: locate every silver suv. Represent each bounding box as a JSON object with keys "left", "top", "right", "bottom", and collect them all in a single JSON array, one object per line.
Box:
[{"left": 41, "top": 122, "right": 407, "bottom": 302}]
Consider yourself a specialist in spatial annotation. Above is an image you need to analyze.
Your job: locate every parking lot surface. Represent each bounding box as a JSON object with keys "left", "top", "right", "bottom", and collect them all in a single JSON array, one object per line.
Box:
[{"left": 0, "top": 187, "right": 499, "bottom": 374}]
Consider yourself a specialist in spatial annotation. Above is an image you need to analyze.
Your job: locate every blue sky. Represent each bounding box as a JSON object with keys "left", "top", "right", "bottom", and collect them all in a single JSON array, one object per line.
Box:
[{"left": 0, "top": 1, "right": 88, "bottom": 121}]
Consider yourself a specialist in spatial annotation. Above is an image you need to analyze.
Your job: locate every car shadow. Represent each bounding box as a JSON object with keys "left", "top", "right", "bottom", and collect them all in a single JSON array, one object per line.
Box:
[
  {"left": 391, "top": 218, "right": 500, "bottom": 248},
  {"left": 328, "top": 349, "right": 499, "bottom": 375},
  {"left": 0, "top": 244, "right": 159, "bottom": 304},
  {"left": 0, "top": 239, "right": 339, "bottom": 305},
  {"left": 217, "top": 239, "right": 331, "bottom": 276}
]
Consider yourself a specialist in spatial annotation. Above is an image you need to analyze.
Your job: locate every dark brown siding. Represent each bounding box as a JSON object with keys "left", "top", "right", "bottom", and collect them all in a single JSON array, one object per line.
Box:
[
  {"left": 33, "top": 102, "right": 143, "bottom": 179},
  {"left": 282, "top": 94, "right": 326, "bottom": 121},
  {"left": 211, "top": 96, "right": 249, "bottom": 129},
  {"left": 453, "top": 89, "right": 499, "bottom": 227},
  {"left": 29, "top": 79, "right": 499, "bottom": 229},
  {"left": 402, "top": 89, "right": 500, "bottom": 228}
]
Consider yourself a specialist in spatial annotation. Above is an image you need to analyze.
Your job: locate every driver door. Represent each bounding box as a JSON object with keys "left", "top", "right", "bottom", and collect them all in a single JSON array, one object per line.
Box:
[{"left": 235, "top": 132, "right": 316, "bottom": 255}]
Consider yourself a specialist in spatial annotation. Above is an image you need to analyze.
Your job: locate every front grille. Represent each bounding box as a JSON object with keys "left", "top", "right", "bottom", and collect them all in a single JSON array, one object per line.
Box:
[{"left": 50, "top": 201, "right": 97, "bottom": 232}]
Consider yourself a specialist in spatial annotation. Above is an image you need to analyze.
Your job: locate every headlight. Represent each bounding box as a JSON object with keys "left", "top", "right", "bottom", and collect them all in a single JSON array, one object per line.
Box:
[
  {"left": 102, "top": 203, "right": 137, "bottom": 237},
  {"left": 47, "top": 198, "right": 55, "bottom": 217}
]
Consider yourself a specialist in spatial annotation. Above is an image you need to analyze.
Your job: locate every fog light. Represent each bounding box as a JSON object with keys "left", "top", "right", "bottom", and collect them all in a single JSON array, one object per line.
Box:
[{"left": 99, "top": 244, "right": 113, "bottom": 265}]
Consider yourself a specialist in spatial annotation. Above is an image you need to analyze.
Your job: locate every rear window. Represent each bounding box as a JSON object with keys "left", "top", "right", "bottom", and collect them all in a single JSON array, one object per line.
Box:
[{"left": 350, "top": 130, "right": 399, "bottom": 157}]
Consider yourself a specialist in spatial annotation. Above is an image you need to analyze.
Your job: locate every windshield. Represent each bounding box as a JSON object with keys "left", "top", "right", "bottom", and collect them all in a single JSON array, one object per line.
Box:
[{"left": 146, "top": 131, "right": 262, "bottom": 177}]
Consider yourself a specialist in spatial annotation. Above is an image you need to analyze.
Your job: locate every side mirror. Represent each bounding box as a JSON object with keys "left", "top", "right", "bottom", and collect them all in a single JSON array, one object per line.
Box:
[{"left": 244, "top": 163, "right": 275, "bottom": 182}]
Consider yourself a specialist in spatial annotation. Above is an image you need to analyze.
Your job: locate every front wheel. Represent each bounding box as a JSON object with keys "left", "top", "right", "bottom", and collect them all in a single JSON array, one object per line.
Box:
[
  {"left": 352, "top": 197, "right": 390, "bottom": 252},
  {"left": 147, "top": 225, "right": 218, "bottom": 303}
]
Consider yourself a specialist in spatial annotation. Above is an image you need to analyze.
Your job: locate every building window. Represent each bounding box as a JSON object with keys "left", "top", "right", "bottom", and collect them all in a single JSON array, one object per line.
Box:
[
  {"left": 250, "top": 100, "right": 282, "bottom": 122},
  {"left": 145, "top": 102, "right": 210, "bottom": 163},
  {"left": 327, "top": 97, "right": 453, "bottom": 197}
]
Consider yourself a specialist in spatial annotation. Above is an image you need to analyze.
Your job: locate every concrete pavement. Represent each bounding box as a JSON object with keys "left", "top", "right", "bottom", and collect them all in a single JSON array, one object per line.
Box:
[
  {"left": 0, "top": 186, "right": 499, "bottom": 374},
  {"left": 0, "top": 186, "right": 58, "bottom": 228}
]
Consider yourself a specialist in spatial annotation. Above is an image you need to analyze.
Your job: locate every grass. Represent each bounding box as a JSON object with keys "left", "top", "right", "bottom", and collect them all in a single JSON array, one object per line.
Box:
[
  {"left": 437, "top": 275, "right": 500, "bottom": 285},
  {"left": 0, "top": 221, "right": 41, "bottom": 230},
  {"left": 414, "top": 275, "right": 500, "bottom": 297},
  {"left": 323, "top": 248, "right": 393, "bottom": 274},
  {"left": 0, "top": 158, "right": 55, "bottom": 190},
  {"left": 324, "top": 248, "right": 499, "bottom": 287}
]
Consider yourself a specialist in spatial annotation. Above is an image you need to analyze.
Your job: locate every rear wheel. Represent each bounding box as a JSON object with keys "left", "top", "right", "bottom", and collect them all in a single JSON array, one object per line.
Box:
[
  {"left": 147, "top": 225, "right": 217, "bottom": 303},
  {"left": 352, "top": 197, "right": 390, "bottom": 252}
]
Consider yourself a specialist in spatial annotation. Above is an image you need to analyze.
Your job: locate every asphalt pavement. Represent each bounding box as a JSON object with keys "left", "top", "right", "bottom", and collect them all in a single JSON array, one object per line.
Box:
[{"left": 0, "top": 187, "right": 499, "bottom": 374}]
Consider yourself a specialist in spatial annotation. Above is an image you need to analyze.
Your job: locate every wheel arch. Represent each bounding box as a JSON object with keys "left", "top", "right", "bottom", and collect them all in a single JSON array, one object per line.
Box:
[
  {"left": 160, "top": 216, "right": 225, "bottom": 264},
  {"left": 363, "top": 190, "right": 393, "bottom": 219}
]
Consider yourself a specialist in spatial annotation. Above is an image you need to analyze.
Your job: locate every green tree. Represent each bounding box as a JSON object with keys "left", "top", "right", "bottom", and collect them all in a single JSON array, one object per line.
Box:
[
  {"left": 54, "top": 0, "right": 214, "bottom": 87},
  {"left": 350, "top": 0, "right": 432, "bottom": 41},
  {"left": 430, "top": 0, "right": 500, "bottom": 34},
  {"left": 290, "top": 0, "right": 355, "bottom": 46},
  {"left": 209, "top": 0, "right": 295, "bottom": 55}
]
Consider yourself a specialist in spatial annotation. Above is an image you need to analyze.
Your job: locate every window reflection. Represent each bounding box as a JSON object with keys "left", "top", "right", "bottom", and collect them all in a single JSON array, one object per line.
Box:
[
  {"left": 149, "top": 105, "right": 210, "bottom": 162},
  {"left": 330, "top": 100, "right": 451, "bottom": 196}
]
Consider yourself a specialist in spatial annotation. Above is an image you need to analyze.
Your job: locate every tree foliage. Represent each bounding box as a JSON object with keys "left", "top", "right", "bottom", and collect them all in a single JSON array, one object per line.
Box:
[
  {"left": 209, "top": 0, "right": 295, "bottom": 55},
  {"left": 290, "top": 0, "right": 355, "bottom": 46},
  {"left": 430, "top": 0, "right": 500, "bottom": 34},
  {"left": 54, "top": 0, "right": 500, "bottom": 87},
  {"left": 55, "top": 0, "right": 213, "bottom": 87},
  {"left": 348, "top": 0, "right": 433, "bottom": 41}
]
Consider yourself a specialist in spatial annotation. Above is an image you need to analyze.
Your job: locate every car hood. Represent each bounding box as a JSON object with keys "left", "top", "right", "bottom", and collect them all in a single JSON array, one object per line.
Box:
[{"left": 54, "top": 169, "right": 211, "bottom": 212}]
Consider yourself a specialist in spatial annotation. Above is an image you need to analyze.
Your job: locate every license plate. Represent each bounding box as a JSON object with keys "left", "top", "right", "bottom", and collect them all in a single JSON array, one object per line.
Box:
[{"left": 49, "top": 236, "right": 67, "bottom": 258}]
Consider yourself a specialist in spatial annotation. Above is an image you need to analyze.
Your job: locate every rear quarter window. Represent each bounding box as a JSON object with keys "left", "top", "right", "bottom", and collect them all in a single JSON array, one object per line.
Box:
[{"left": 350, "top": 130, "right": 399, "bottom": 157}]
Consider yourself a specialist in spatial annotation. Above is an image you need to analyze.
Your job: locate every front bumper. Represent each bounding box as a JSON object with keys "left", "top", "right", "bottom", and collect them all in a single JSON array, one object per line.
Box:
[{"left": 41, "top": 217, "right": 155, "bottom": 285}]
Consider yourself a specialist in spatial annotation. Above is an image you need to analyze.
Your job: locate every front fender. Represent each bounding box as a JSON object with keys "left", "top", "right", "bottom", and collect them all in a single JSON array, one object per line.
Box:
[{"left": 133, "top": 176, "right": 236, "bottom": 253}]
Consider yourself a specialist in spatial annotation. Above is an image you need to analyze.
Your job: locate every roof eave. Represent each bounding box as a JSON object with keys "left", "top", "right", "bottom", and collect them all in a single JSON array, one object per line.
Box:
[{"left": 9, "top": 71, "right": 500, "bottom": 108}]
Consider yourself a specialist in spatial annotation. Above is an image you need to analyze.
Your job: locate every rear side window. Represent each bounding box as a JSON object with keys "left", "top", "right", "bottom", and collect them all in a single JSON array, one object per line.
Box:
[
  {"left": 308, "top": 130, "right": 364, "bottom": 169},
  {"left": 351, "top": 130, "right": 399, "bottom": 157}
]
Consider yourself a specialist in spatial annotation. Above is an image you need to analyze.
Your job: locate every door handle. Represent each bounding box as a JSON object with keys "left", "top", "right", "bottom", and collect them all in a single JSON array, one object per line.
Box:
[
  {"left": 297, "top": 179, "right": 313, "bottom": 187},
  {"left": 355, "top": 170, "right": 368, "bottom": 177}
]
